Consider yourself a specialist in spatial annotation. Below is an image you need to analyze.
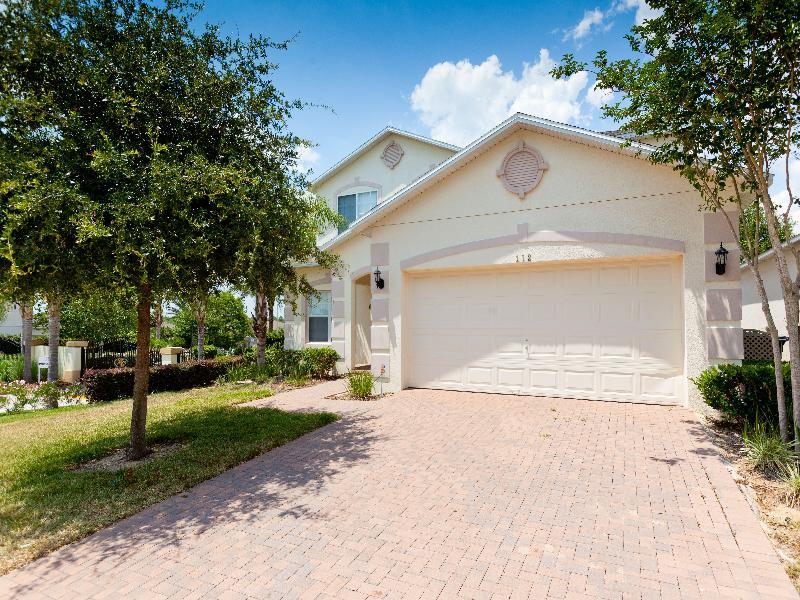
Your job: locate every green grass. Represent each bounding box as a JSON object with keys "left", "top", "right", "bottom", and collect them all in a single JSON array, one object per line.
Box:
[{"left": 0, "top": 384, "right": 338, "bottom": 574}]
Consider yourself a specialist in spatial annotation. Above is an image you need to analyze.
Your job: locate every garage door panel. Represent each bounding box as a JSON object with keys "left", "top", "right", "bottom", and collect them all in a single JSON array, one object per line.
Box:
[
  {"left": 408, "top": 259, "right": 684, "bottom": 404},
  {"left": 497, "top": 368, "right": 524, "bottom": 388}
]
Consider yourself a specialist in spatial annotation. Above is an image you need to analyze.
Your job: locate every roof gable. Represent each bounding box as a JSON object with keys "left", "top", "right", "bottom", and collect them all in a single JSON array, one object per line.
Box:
[
  {"left": 322, "top": 113, "right": 658, "bottom": 251},
  {"left": 312, "top": 127, "right": 461, "bottom": 188}
]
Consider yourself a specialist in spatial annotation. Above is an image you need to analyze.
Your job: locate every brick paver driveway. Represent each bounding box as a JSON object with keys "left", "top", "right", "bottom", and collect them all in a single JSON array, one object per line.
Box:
[{"left": 2, "top": 383, "right": 797, "bottom": 599}]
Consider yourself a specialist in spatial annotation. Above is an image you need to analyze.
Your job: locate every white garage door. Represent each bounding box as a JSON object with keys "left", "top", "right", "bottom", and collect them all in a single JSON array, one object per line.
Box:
[{"left": 407, "top": 259, "right": 684, "bottom": 404}]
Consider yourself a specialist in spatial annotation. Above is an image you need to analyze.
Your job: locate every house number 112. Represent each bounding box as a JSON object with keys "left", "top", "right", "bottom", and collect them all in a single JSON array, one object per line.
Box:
[{"left": 515, "top": 253, "right": 533, "bottom": 263}]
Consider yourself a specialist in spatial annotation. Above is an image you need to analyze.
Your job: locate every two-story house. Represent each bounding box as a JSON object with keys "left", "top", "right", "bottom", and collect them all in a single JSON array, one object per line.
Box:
[{"left": 285, "top": 113, "right": 743, "bottom": 409}]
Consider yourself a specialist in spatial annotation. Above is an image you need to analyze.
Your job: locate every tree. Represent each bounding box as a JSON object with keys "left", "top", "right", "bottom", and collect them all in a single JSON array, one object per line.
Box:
[
  {"left": 234, "top": 168, "right": 341, "bottom": 366},
  {"left": 172, "top": 290, "right": 251, "bottom": 350},
  {"left": 33, "top": 292, "right": 136, "bottom": 342},
  {"left": 553, "top": 0, "right": 800, "bottom": 442},
  {"left": 740, "top": 203, "right": 794, "bottom": 259},
  {"left": 0, "top": 0, "right": 302, "bottom": 458}
]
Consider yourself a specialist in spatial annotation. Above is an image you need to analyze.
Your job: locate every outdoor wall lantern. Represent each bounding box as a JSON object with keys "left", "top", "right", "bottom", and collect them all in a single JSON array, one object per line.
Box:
[
  {"left": 374, "top": 267, "right": 385, "bottom": 289},
  {"left": 715, "top": 243, "right": 729, "bottom": 275}
]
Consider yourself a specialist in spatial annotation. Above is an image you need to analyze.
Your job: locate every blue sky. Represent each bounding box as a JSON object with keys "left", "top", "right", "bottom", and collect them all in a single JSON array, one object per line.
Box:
[{"left": 201, "top": 0, "right": 658, "bottom": 175}]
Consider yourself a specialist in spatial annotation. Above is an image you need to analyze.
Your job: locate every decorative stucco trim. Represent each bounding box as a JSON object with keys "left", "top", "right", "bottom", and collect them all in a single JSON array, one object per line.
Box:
[
  {"left": 707, "top": 327, "right": 744, "bottom": 360},
  {"left": 399, "top": 229, "right": 685, "bottom": 270},
  {"left": 703, "top": 211, "right": 739, "bottom": 244},
  {"left": 496, "top": 141, "right": 549, "bottom": 199},
  {"left": 706, "top": 288, "right": 742, "bottom": 321},
  {"left": 350, "top": 265, "right": 372, "bottom": 280},
  {"left": 381, "top": 141, "right": 404, "bottom": 169},
  {"left": 333, "top": 177, "right": 383, "bottom": 200},
  {"left": 371, "top": 242, "right": 390, "bottom": 266},
  {"left": 371, "top": 324, "right": 390, "bottom": 351},
  {"left": 371, "top": 297, "right": 389, "bottom": 322},
  {"left": 331, "top": 279, "right": 345, "bottom": 299}
]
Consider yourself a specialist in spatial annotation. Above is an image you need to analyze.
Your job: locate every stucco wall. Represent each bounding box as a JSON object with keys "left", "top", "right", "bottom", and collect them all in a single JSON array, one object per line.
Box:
[
  {"left": 742, "top": 250, "right": 797, "bottom": 337},
  {"left": 295, "top": 126, "right": 736, "bottom": 410}
]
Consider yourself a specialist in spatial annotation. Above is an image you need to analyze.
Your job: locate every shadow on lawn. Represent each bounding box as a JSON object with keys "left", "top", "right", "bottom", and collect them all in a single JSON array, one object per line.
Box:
[{"left": 4, "top": 410, "right": 383, "bottom": 596}]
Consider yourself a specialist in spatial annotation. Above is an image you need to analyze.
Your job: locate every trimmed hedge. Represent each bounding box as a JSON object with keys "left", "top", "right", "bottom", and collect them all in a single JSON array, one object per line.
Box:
[
  {"left": 693, "top": 361, "right": 792, "bottom": 426},
  {"left": 83, "top": 356, "right": 243, "bottom": 402}
]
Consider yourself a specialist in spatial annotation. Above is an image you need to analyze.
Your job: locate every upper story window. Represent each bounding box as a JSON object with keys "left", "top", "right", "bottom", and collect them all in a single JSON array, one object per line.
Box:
[{"left": 338, "top": 190, "right": 377, "bottom": 233}]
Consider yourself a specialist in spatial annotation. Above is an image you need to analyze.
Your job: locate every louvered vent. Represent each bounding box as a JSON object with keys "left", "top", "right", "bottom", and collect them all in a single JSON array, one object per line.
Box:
[
  {"left": 381, "top": 141, "right": 404, "bottom": 169},
  {"left": 496, "top": 141, "right": 549, "bottom": 198}
]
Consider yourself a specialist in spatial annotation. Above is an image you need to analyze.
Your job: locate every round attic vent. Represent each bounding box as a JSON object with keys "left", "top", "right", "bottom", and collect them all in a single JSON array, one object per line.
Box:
[
  {"left": 381, "top": 141, "right": 404, "bottom": 169},
  {"left": 496, "top": 141, "right": 549, "bottom": 199}
]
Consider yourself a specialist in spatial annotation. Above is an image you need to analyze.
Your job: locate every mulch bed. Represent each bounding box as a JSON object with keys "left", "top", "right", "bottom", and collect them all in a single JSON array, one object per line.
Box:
[{"left": 702, "top": 416, "right": 800, "bottom": 585}]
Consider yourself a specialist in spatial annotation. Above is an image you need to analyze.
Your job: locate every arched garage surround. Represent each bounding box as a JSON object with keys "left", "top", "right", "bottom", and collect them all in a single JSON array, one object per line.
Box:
[{"left": 399, "top": 228, "right": 687, "bottom": 404}]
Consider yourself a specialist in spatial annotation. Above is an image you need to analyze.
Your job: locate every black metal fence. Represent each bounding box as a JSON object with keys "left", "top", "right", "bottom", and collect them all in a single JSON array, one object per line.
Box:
[
  {"left": 81, "top": 340, "right": 196, "bottom": 374},
  {"left": 83, "top": 340, "right": 161, "bottom": 372}
]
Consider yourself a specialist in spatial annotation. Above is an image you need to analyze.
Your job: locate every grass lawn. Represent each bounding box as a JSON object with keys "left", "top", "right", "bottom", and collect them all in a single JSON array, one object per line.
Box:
[{"left": 0, "top": 384, "right": 338, "bottom": 575}]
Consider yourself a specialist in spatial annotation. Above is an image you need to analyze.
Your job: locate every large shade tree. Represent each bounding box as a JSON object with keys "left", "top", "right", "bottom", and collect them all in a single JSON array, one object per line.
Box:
[
  {"left": 0, "top": 0, "right": 303, "bottom": 458},
  {"left": 553, "top": 0, "right": 800, "bottom": 441}
]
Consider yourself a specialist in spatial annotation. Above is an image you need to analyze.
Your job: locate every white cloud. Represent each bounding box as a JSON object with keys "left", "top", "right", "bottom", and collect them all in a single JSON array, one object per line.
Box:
[
  {"left": 296, "top": 145, "right": 320, "bottom": 173},
  {"left": 564, "top": 8, "right": 606, "bottom": 41},
  {"left": 585, "top": 82, "right": 614, "bottom": 109},
  {"left": 563, "top": 1, "right": 660, "bottom": 44},
  {"left": 410, "top": 51, "right": 591, "bottom": 146},
  {"left": 613, "top": 0, "right": 661, "bottom": 24}
]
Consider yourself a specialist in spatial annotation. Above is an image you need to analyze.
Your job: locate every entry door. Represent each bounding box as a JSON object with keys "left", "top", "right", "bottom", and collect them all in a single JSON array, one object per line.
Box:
[{"left": 407, "top": 259, "right": 684, "bottom": 404}]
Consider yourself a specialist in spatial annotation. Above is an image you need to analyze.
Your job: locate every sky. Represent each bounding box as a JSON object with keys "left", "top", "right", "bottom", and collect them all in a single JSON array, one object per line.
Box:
[{"left": 200, "top": 0, "right": 660, "bottom": 175}]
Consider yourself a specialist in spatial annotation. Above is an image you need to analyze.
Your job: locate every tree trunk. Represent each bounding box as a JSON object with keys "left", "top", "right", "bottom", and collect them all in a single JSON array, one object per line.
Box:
[
  {"left": 21, "top": 303, "right": 33, "bottom": 383},
  {"left": 760, "top": 194, "right": 800, "bottom": 447},
  {"left": 268, "top": 297, "right": 275, "bottom": 332},
  {"left": 128, "top": 283, "right": 152, "bottom": 460},
  {"left": 196, "top": 299, "right": 206, "bottom": 361},
  {"left": 46, "top": 299, "right": 60, "bottom": 382},
  {"left": 153, "top": 301, "right": 163, "bottom": 340},
  {"left": 748, "top": 264, "right": 790, "bottom": 440},
  {"left": 253, "top": 285, "right": 268, "bottom": 366}
]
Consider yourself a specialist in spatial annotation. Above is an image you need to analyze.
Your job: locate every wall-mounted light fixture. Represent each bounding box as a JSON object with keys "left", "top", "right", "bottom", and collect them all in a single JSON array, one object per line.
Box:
[
  {"left": 374, "top": 267, "right": 385, "bottom": 289},
  {"left": 715, "top": 243, "right": 729, "bottom": 275}
]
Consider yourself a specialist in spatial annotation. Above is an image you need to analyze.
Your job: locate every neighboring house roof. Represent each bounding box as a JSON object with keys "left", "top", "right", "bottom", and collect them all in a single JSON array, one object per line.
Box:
[
  {"left": 740, "top": 233, "right": 800, "bottom": 270},
  {"left": 311, "top": 126, "right": 461, "bottom": 187},
  {"left": 321, "top": 112, "right": 657, "bottom": 252}
]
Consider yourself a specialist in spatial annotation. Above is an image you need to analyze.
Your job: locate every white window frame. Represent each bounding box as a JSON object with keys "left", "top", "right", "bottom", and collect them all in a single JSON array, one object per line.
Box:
[
  {"left": 337, "top": 189, "right": 378, "bottom": 232},
  {"left": 306, "top": 291, "right": 332, "bottom": 344}
]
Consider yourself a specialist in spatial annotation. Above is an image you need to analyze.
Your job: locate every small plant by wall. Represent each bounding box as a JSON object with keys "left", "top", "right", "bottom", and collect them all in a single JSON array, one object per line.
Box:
[{"left": 347, "top": 371, "right": 374, "bottom": 400}]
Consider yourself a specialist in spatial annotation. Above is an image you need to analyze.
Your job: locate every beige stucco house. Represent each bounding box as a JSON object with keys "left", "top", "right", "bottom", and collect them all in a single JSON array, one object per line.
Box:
[{"left": 285, "top": 113, "right": 743, "bottom": 409}]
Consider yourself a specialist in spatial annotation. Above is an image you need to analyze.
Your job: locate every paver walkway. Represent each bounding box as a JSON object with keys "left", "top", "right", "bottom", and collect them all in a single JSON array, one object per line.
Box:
[{"left": 1, "top": 382, "right": 797, "bottom": 599}]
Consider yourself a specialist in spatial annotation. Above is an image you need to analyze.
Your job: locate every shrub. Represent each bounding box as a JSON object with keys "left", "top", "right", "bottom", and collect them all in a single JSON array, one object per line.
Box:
[
  {"left": 302, "top": 347, "right": 339, "bottom": 378},
  {"left": 83, "top": 356, "right": 243, "bottom": 402},
  {"left": 266, "top": 328, "right": 284, "bottom": 348},
  {"left": 0, "top": 354, "right": 24, "bottom": 382},
  {"left": 347, "top": 371, "right": 374, "bottom": 399},
  {"left": 742, "top": 420, "right": 794, "bottom": 475},
  {"left": 693, "top": 362, "right": 792, "bottom": 426},
  {"left": 203, "top": 344, "right": 218, "bottom": 359}
]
